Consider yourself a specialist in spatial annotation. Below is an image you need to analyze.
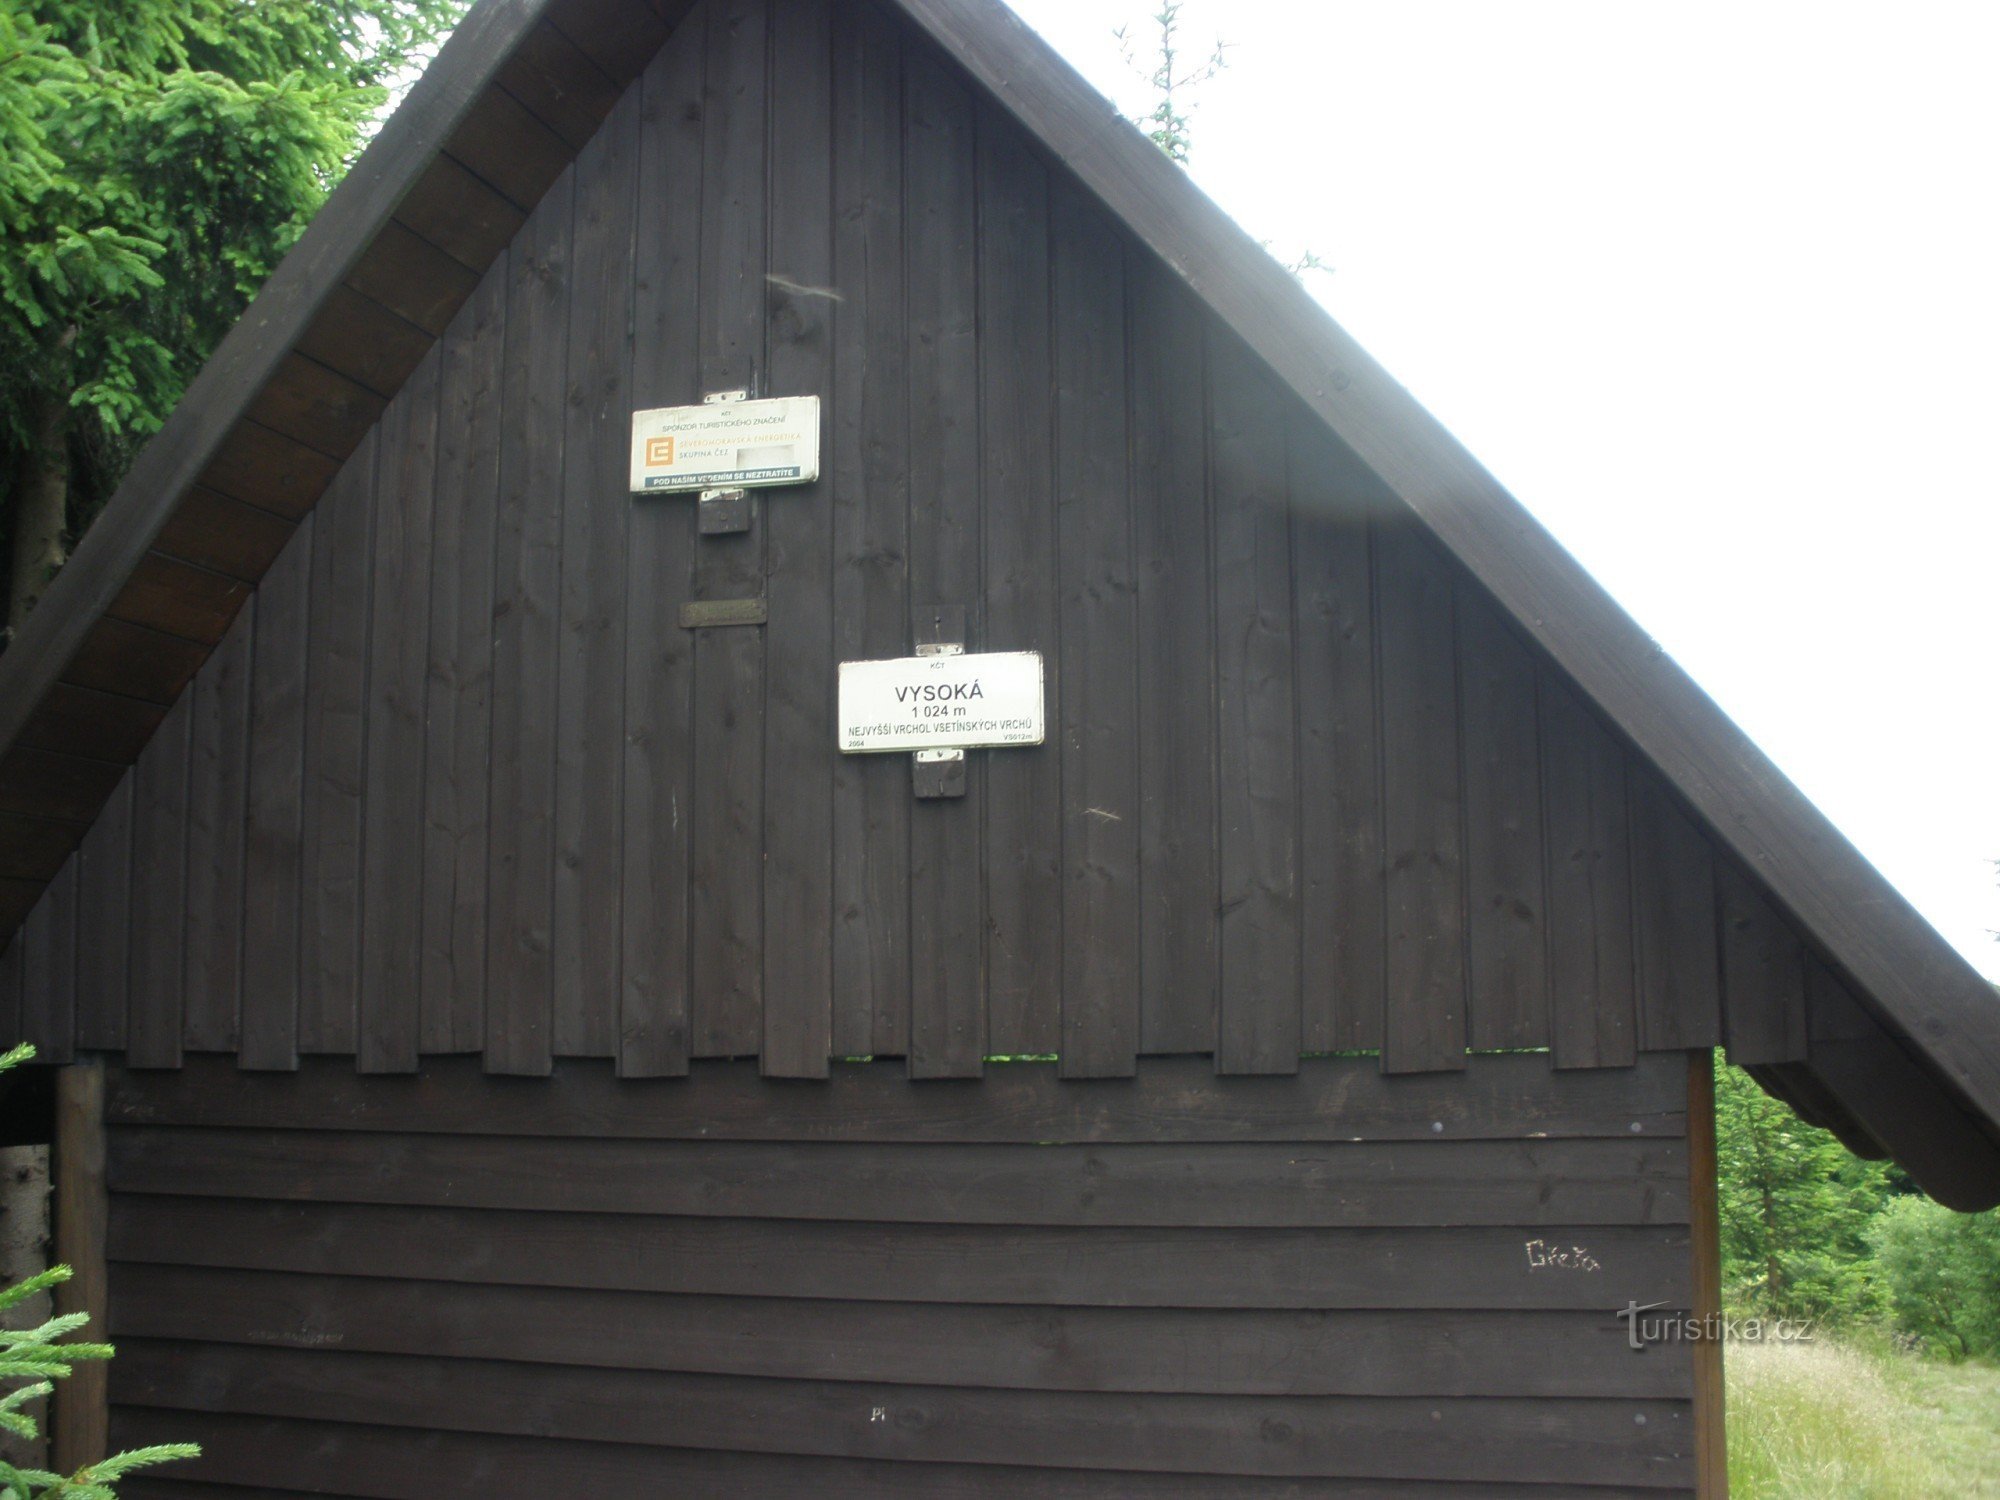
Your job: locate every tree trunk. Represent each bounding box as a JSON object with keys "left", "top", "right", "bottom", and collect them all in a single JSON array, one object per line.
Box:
[{"left": 9, "top": 326, "right": 76, "bottom": 639}]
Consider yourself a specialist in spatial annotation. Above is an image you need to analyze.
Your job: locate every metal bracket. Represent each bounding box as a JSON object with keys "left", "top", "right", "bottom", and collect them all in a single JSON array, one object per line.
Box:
[
  {"left": 703, "top": 388, "right": 749, "bottom": 404},
  {"left": 912, "top": 604, "right": 970, "bottom": 800},
  {"left": 912, "top": 746, "right": 966, "bottom": 800},
  {"left": 678, "top": 597, "right": 767, "bottom": 629},
  {"left": 698, "top": 487, "right": 751, "bottom": 535}
]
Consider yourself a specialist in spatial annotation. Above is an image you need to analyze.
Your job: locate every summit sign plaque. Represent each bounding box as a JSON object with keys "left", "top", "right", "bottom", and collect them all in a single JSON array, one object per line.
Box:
[
  {"left": 838, "top": 652, "right": 1045, "bottom": 754},
  {"left": 629, "top": 395, "right": 820, "bottom": 493}
]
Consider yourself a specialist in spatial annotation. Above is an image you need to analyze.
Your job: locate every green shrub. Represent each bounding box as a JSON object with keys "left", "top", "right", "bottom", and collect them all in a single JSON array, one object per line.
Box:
[
  {"left": 1870, "top": 1194, "right": 2000, "bottom": 1360},
  {"left": 1714, "top": 1061, "right": 1892, "bottom": 1324}
]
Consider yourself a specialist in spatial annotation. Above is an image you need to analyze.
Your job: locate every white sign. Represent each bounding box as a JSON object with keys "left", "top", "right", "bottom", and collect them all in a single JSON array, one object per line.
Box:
[
  {"left": 629, "top": 396, "right": 820, "bottom": 493},
  {"left": 839, "top": 652, "right": 1045, "bottom": 754}
]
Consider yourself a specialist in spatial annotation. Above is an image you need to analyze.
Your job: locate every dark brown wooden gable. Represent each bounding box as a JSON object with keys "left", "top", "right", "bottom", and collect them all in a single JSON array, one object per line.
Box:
[
  {"left": 4, "top": 0, "right": 1998, "bottom": 1214},
  {"left": 0, "top": 0, "right": 1940, "bottom": 1122}
]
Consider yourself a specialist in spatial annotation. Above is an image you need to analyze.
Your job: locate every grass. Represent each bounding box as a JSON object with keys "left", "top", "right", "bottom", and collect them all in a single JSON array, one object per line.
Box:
[{"left": 1727, "top": 1335, "right": 2000, "bottom": 1497}]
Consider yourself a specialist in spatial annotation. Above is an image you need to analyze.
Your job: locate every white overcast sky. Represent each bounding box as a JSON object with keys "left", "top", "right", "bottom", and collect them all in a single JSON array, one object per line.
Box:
[{"left": 1005, "top": 0, "right": 2000, "bottom": 980}]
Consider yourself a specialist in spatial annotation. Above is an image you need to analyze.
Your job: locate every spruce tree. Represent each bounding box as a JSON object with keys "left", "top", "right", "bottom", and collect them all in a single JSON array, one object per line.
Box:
[{"left": 1, "top": 0, "right": 467, "bottom": 636}]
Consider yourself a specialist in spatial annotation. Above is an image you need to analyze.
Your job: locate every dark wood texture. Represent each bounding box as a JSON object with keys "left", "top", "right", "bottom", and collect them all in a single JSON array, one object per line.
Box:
[
  {"left": 548, "top": 90, "right": 637, "bottom": 1062},
  {"left": 20, "top": 857, "right": 77, "bottom": 1063},
  {"left": 686, "top": 0, "right": 769, "bottom": 1062},
  {"left": 239, "top": 517, "right": 312, "bottom": 1072},
  {"left": 1541, "top": 674, "right": 1637, "bottom": 1070},
  {"left": 111, "top": 1194, "right": 1692, "bottom": 1310},
  {"left": 359, "top": 351, "right": 441, "bottom": 1073},
  {"left": 484, "top": 167, "right": 572, "bottom": 1076},
  {"left": 181, "top": 603, "right": 251, "bottom": 1052},
  {"left": 0, "top": 745, "right": 124, "bottom": 825},
  {"left": 1718, "top": 865, "right": 1808, "bottom": 1067},
  {"left": 1211, "top": 340, "right": 1299, "bottom": 1075},
  {"left": 1459, "top": 587, "right": 1547, "bottom": 1050},
  {"left": 102, "top": 551, "right": 250, "bottom": 648},
  {"left": 419, "top": 274, "right": 504, "bottom": 1056},
  {"left": 1687, "top": 1052, "right": 1727, "bottom": 1497},
  {"left": 1292, "top": 429, "right": 1384, "bottom": 1052},
  {"left": 298, "top": 437, "right": 375, "bottom": 1057},
  {"left": 153, "top": 486, "right": 296, "bottom": 588},
  {"left": 757, "top": 0, "right": 836, "bottom": 1079},
  {"left": 1052, "top": 180, "right": 1139, "bottom": 1079},
  {"left": 99, "top": 1051, "right": 1695, "bottom": 1492},
  {"left": 63, "top": 618, "right": 206, "bottom": 705},
  {"left": 117, "top": 1411, "right": 1694, "bottom": 1499},
  {"left": 1129, "top": 256, "right": 1213, "bottom": 1057},
  {"left": 617, "top": 20, "right": 702, "bottom": 1077},
  {"left": 828, "top": 2, "right": 911, "bottom": 1061},
  {"left": 2, "top": 0, "right": 1993, "bottom": 1233},
  {"left": 5, "top": 0, "right": 1982, "bottom": 1220},
  {"left": 73, "top": 777, "right": 132, "bottom": 1050},
  {"left": 17, "top": 685, "right": 165, "bottom": 765},
  {"left": 108, "top": 1050, "right": 1688, "bottom": 1139},
  {"left": 53, "top": 1058, "right": 108, "bottom": 1472},
  {"left": 978, "top": 104, "right": 1062, "bottom": 1059},
  {"left": 1375, "top": 521, "right": 1464, "bottom": 1073},
  {"left": 125, "top": 694, "right": 190, "bottom": 1069},
  {"left": 903, "top": 48, "right": 985, "bottom": 1079},
  {"left": 1631, "top": 774, "right": 1721, "bottom": 1052}
]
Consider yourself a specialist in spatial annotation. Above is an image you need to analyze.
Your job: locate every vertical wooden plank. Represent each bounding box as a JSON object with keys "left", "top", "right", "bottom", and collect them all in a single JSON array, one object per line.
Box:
[
  {"left": 299, "top": 434, "right": 377, "bottom": 1056},
  {"left": 1719, "top": 863, "right": 1807, "bottom": 1066},
  {"left": 1129, "top": 256, "right": 1213, "bottom": 1057},
  {"left": 126, "top": 692, "right": 191, "bottom": 1069},
  {"left": 1375, "top": 519, "right": 1465, "bottom": 1073},
  {"left": 241, "top": 518, "right": 313, "bottom": 1071},
  {"left": 552, "top": 90, "right": 639, "bottom": 1062},
  {"left": 21, "top": 858, "right": 76, "bottom": 1063},
  {"left": 1051, "top": 183, "right": 1138, "bottom": 1079},
  {"left": 486, "top": 168, "right": 574, "bottom": 1077},
  {"left": 1632, "top": 769, "right": 1722, "bottom": 1051},
  {"left": 1292, "top": 426, "right": 1384, "bottom": 1053},
  {"left": 621, "top": 18, "right": 702, "bottom": 1079},
  {"left": 760, "top": 0, "right": 836, "bottom": 1079},
  {"left": 182, "top": 600, "right": 254, "bottom": 1052},
  {"left": 1458, "top": 585, "right": 1548, "bottom": 1051},
  {"left": 829, "top": 0, "right": 910, "bottom": 1060},
  {"left": 904, "top": 50, "right": 984, "bottom": 1080},
  {"left": 689, "top": 0, "right": 769, "bottom": 1059},
  {"left": 978, "top": 108, "right": 1060, "bottom": 1059},
  {"left": 1687, "top": 1050, "right": 1728, "bottom": 1498},
  {"left": 52, "top": 1058, "right": 107, "bottom": 1472},
  {"left": 421, "top": 273, "right": 504, "bottom": 1056},
  {"left": 1211, "top": 345, "right": 1299, "bottom": 1074},
  {"left": 359, "top": 352, "right": 441, "bottom": 1074},
  {"left": 72, "top": 776, "right": 131, "bottom": 1052},
  {"left": 0, "top": 931, "right": 20, "bottom": 1048},
  {"left": 1540, "top": 672, "right": 1638, "bottom": 1069}
]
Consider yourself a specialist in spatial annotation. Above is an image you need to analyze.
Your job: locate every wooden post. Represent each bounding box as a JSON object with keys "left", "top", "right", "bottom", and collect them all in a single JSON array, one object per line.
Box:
[
  {"left": 1688, "top": 1048, "right": 1727, "bottom": 1497},
  {"left": 52, "top": 1057, "right": 107, "bottom": 1473}
]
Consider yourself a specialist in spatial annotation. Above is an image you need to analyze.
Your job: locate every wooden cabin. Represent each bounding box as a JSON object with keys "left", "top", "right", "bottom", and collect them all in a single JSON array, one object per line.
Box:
[{"left": 2, "top": 0, "right": 1998, "bottom": 1493}]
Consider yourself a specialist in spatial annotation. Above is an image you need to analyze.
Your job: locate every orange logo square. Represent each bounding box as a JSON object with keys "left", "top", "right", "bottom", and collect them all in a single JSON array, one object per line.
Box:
[{"left": 645, "top": 435, "right": 676, "bottom": 466}]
